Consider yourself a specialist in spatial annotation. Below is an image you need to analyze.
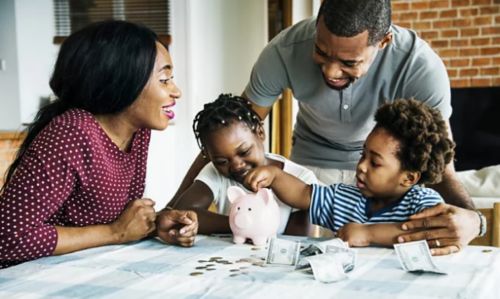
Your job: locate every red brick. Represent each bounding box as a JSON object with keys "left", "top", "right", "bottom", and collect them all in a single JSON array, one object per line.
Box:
[
  {"left": 493, "top": 77, "right": 500, "bottom": 86},
  {"left": 460, "top": 48, "right": 480, "bottom": 56},
  {"left": 441, "top": 29, "right": 459, "bottom": 38},
  {"left": 474, "top": 16, "right": 493, "bottom": 26},
  {"left": 493, "top": 57, "right": 500, "bottom": 65},
  {"left": 481, "top": 47, "right": 500, "bottom": 55},
  {"left": 400, "top": 12, "right": 419, "bottom": 20},
  {"left": 479, "top": 6, "right": 499, "bottom": 14},
  {"left": 471, "top": 37, "right": 491, "bottom": 46},
  {"left": 420, "top": 11, "right": 438, "bottom": 19},
  {"left": 392, "top": 2, "right": 410, "bottom": 11},
  {"left": 459, "top": 8, "right": 479, "bottom": 17},
  {"left": 431, "top": 0, "right": 451, "bottom": 8},
  {"left": 450, "top": 58, "right": 470, "bottom": 67},
  {"left": 438, "top": 49, "right": 460, "bottom": 57},
  {"left": 471, "top": 78, "right": 492, "bottom": 87},
  {"left": 396, "top": 21, "right": 412, "bottom": 28},
  {"left": 472, "top": 0, "right": 492, "bottom": 5},
  {"left": 451, "top": 39, "right": 470, "bottom": 47},
  {"left": 411, "top": 1, "right": 431, "bottom": 10},
  {"left": 493, "top": 37, "right": 500, "bottom": 44},
  {"left": 459, "top": 68, "right": 479, "bottom": 76},
  {"left": 472, "top": 57, "right": 492, "bottom": 66},
  {"left": 447, "top": 69, "right": 458, "bottom": 77},
  {"left": 451, "top": 78, "right": 471, "bottom": 87},
  {"left": 480, "top": 67, "right": 499, "bottom": 76},
  {"left": 481, "top": 27, "right": 500, "bottom": 35},
  {"left": 440, "top": 9, "right": 458, "bottom": 18},
  {"left": 453, "top": 19, "right": 472, "bottom": 27},
  {"left": 452, "top": 0, "right": 471, "bottom": 6},
  {"left": 432, "top": 40, "right": 450, "bottom": 47},
  {"left": 413, "top": 21, "right": 432, "bottom": 30},
  {"left": 461, "top": 28, "right": 480, "bottom": 36},
  {"left": 421, "top": 31, "right": 439, "bottom": 39},
  {"left": 433, "top": 20, "right": 453, "bottom": 28}
]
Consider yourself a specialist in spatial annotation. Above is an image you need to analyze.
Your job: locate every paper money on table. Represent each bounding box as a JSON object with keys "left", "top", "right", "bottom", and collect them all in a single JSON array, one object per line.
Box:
[
  {"left": 265, "top": 237, "right": 301, "bottom": 267},
  {"left": 394, "top": 240, "right": 447, "bottom": 274},
  {"left": 303, "top": 253, "right": 348, "bottom": 283},
  {"left": 295, "top": 238, "right": 356, "bottom": 282}
]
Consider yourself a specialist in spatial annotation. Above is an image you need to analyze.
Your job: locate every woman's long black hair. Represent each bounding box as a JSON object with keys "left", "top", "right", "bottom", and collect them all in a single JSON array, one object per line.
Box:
[{"left": 2, "top": 20, "right": 160, "bottom": 192}]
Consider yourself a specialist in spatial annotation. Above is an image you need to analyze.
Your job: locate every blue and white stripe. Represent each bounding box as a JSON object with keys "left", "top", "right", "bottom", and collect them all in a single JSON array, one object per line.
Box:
[{"left": 309, "top": 184, "right": 443, "bottom": 231}]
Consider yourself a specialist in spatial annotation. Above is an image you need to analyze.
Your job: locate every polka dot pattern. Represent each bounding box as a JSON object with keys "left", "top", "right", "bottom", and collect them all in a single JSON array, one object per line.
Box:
[{"left": 0, "top": 109, "right": 151, "bottom": 268}]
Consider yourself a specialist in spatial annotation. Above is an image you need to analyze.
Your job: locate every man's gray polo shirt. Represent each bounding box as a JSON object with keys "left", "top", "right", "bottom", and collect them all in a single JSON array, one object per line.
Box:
[{"left": 244, "top": 18, "right": 451, "bottom": 170}]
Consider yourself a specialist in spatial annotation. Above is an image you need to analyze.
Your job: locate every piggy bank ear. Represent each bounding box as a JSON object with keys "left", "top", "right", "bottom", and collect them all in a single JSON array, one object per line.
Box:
[
  {"left": 227, "top": 186, "right": 246, "bottom": 204},
  {"left": 256, "top": 188, "right": 273, "bottom": 205}
]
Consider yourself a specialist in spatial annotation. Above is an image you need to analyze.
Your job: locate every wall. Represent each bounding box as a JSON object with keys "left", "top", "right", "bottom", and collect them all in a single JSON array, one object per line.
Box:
[
  {"left": 0, "top": 0, "right": 21, "bottom": 130},
  {"left": 392, "top": 0, "right": 500, "bottom": 88},
  {"left": 144, "top": 0, "right": 268, "bottom": 209}
]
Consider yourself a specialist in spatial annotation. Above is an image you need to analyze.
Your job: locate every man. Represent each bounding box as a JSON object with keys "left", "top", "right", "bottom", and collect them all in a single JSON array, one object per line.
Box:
[{"left": 166, "top": 0, "right": 485, "bottom": 255}]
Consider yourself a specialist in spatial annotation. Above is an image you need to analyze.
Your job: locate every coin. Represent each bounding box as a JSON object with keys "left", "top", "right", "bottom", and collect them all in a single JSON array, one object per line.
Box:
[
  {"left": 251, "top": 247, "right": 261, "bottom": 251},
  {"left": 229, "top": 269, "right": 239, "bottom": 272},
  {"left": 482, "top": 249, "right": 493, "bottom": 253},
  {"left": 210, "top": 256, "right": 223, "bottom": 260},
  {"left": 190, "top": 272, "right": 204, "bottom": 276},
  {"left": 198, "top": 260, "right": 208, "bottom": 263},
  {"left": 195, "top": 266, "right": 207, "bottom": 270},
  {"left": 230, "top": 273, "right": 239, "bottom": 277},
  {"left": 206, "top": 268, "right": 216, "bottom": 271}
]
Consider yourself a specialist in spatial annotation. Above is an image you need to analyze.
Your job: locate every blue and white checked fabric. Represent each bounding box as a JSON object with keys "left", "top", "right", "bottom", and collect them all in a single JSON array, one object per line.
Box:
[
  {"left": 310, "top": 184, "right": 443, "bottom": 231},
  {"left": 0, "top": 235, "right": 498, "bottom": 299}
]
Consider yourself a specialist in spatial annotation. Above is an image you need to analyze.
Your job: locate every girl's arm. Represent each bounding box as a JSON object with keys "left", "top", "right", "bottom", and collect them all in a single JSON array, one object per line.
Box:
[
  {"left": 168, "top": 180, "right": 231, "bottom": 234},
  {"left": 245, "top": 166, "right": 312, "bottom": 210}
]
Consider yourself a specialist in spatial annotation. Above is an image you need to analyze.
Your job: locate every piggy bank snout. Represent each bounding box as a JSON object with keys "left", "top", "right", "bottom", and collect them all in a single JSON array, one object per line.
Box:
[{"left": 233, "top": 211, "right": 253, "bottom": 229}]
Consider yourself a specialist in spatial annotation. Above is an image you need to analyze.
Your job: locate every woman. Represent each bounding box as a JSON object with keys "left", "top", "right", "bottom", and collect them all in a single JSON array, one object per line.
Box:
[{"left": 0, "top": 21, "right": 198, "bottom": 269}]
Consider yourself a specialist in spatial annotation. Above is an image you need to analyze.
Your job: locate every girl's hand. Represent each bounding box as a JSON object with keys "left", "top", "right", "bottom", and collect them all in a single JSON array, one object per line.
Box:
[
  {"left": 111, "top": 198, "right": 156, "bottom": 243},
  {"left": 338, "top": 223, "right": 372, "bottom": 247},
  {"left": 244, "top": 166, "right": 278, "bottom": 191},
  {"left": 156, "top": 209, "right": 198, "bottom": 247}
]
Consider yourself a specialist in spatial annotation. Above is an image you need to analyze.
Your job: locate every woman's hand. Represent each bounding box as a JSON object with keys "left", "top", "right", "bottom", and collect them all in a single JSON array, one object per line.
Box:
[
  {"left": 338, "top": 223, "right": 372, "bottom": 247},
  {"left": 156, "top": 209, "right": 198, "bottom": 247},
  {"left": 111, "top": 198, "right": 157, "bottom": 244},
  {"left": 398, "top": 203, "right": 479, "bottom": 255}
]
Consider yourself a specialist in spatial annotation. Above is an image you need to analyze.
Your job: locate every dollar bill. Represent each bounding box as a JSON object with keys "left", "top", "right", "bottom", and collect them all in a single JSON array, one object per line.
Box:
[
  {"left": 303, "top": 253, "right": 348, "bottom": 283},
  {"left": 265, "top": 237, "right": 301, "bottom": 267},
  {"left": 394, "top": 240, "right": 447, "bottom": 274}
]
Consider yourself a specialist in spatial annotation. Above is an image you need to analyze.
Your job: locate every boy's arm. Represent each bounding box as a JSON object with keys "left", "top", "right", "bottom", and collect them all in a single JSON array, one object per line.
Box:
[
  {"left": 245, "top": 166, "right": 312, "bottom": 210},
  {"left": 338, "top": 222, "right": 409, "bottom": 247},
  {"left": 165, "top": 180, "right": 231, "bottom": 235}
]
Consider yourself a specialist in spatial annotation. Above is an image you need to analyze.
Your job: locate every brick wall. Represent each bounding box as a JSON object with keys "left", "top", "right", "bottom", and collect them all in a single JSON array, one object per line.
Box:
[
  {"left": 392, "top": 0, "right": 499, "bottom": 87},
  {"left": 0, "top": 133, "right": 25, "bottom": 188}
]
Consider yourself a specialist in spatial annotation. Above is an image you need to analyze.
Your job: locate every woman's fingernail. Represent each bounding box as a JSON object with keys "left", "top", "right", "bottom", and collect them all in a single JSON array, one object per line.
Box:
[
  {"left": 397, "top": 237, "right": 404, "bottom": 243},
  {"left": 402, "top": 224, "right": 407, "bottom": 230}
]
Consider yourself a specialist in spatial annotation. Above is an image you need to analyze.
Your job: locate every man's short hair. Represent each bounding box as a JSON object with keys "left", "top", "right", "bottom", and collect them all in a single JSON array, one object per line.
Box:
[{"left": 318, "top": 0, "right": 391, "bottom": 45}]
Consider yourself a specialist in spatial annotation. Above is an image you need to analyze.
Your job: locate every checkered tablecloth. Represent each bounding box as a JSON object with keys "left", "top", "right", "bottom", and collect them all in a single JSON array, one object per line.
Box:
[{"left": 0, "top": 235, "right": 498, "bottom": 299}]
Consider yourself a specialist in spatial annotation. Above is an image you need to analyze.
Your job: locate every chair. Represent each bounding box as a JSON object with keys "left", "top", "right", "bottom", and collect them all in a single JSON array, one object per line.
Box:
[{"left": 470, "top": 202, "right": 500, "bottom": 247}]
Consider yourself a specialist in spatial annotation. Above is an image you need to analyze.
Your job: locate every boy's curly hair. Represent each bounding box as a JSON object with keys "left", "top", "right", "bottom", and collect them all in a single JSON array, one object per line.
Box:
[
  {"left": 375, "top": 99, "right": 455, "bottom": 185},
  {"left": 192, "top": 94, "right": 262, "bottom": 152}
]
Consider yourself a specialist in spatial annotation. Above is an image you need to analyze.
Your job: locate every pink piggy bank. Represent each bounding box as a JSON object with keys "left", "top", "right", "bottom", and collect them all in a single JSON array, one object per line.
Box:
[{"left": 227, "top": 186, "right": 280, "bottom": 246}]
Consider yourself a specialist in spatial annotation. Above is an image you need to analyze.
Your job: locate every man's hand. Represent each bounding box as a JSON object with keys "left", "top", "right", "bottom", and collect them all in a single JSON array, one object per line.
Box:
[
  {"left": 156, "top": 209, "right": 198, "bottom": 247},
  {"left": 398, "top": 203, "right": 480, "bottom": 256},
  {"left": 338, "top": 223, "right": 372, "bottom": 247}
]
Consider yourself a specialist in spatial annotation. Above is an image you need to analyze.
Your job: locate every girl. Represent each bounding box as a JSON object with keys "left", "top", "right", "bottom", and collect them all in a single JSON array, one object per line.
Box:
[
  {"left": 245, "top": 99, "right": 457, "bottom": 254},
  {"left": 0, "top": 21, "right": 197, "bottom": 268},
  {"left": 168, "top": 94, "right": 318, "bottom": 235}
]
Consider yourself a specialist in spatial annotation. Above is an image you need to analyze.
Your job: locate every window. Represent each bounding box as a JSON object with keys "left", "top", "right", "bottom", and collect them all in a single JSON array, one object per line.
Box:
[{"left": 53, "top": 0, "right": 170, "bottom": 45}]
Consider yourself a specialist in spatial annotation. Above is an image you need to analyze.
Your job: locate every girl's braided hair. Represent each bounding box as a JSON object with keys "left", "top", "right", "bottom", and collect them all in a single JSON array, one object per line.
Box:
[
  {"left": 375, "top": 99, "right": 455, "bottom": 185},
  {"left": 192, "top": 94, "right": 262, "bottom": 153}
]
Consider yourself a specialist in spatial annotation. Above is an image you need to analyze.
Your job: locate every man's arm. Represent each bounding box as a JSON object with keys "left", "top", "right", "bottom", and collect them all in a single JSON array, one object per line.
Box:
[{"left": 242, "top": 92, "right": 273, "bottom": 120}]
